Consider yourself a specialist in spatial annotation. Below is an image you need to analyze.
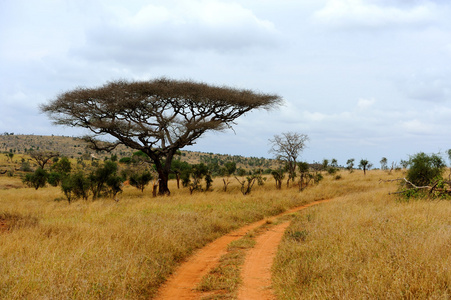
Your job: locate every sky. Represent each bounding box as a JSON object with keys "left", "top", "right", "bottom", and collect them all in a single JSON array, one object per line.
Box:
[{"left": 1, "top": 0, "right": 451, "bottom": 167}]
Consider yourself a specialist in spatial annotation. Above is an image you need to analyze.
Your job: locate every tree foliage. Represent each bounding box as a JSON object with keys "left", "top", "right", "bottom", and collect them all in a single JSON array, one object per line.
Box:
[
  {"left": 41, "top": 78, "right": 282, "bottom": 195},
  {"left": 221, "top": 161, "right": 236, "bottom": 192},
  {"left": 129, "top": 171, "right": 153, "bottom": 193},
  {"left": 89, "top": 161, "right": 120, "bottom": 199},
  {"left": 346, "top": 158, "right": 355, "bottom": 172},
  {"left": 406, "top": 152, "right": 445, "bottom": 187},
  {"left": 380, "top": 157, "right": 388, "bottom": 170},
  {"left": 23, "top": 168, "right": 48, "bottom": 190},
  {"left": 298, "top": 162, "right": 323, "bottom": 191},
  {"left": 358, "top": 159, "right": 372, "bottom": 175},
  {"left": 51, "top": 157, "right": 72, "bottom": 176},
  {"left": 271, "top": 168, "right": 285, "bottom": 190},
  {"left": 188, "top": 163, "right": 211, "bottom": 194}
]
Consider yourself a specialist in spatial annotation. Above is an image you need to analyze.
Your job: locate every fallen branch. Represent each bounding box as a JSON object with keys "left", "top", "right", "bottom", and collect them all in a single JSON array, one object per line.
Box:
[{"left": 381, "top": 178, "right": 451, "bottom": 196}]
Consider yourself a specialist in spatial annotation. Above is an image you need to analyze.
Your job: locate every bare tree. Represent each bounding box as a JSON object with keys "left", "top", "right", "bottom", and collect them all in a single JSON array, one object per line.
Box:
[
  {"left": 41, "top": 78, "right": 282, "bottom": 195},
  {"left": 269, "top": 132, "right": 309, "bottom": 187},
  {"left": 29, "top": 150, "right": 59, "bottom": 169}
]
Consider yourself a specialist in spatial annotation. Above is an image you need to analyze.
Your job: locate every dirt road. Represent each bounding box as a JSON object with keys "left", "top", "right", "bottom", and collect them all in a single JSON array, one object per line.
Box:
[
  {"left": 236, "top": 221, "right": 291, "bottom": 299},
  {"left": 155, "top": 199, "right": 331, "bottom": 299}
]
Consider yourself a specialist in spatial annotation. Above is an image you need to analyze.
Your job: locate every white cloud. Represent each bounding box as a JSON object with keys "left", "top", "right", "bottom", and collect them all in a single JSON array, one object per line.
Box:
[
  {"left": 2, "top": 0, "right": 451, "bottom": 165},
  {"left": 399, "top": 119, "right": 435, "bottom": 134},
  {"left": 72, "top": 0, "right": 279, "bottom": 65},
  {"left": 357, "top": 98, "right": 376, "bottom": 109},
  {"left": 400, "top": 72, "right": 451, "bottom": 102},
  {"left": 313, "top": 0, "right": 436, "bottom": 29}
]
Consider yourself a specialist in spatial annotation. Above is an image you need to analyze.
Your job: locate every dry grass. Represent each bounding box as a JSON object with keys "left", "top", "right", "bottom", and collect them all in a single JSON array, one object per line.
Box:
[
  {"left": 3, "top": 169, "right": 444, "bottom": 299},
  {"left": 0, "top": 171, "right": 346, "bottom": 299},
  {"left": 273, "top": 171, "right": 451, "bottom": 299}
]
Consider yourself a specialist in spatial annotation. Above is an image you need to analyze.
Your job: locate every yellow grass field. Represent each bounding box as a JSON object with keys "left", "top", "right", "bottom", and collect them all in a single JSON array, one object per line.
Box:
[
  {"left": 273, "top": 174, "right": 451, "bottom": 299},
  {"left": 0, "top": 169, "right": 450, "bottom": 299}
]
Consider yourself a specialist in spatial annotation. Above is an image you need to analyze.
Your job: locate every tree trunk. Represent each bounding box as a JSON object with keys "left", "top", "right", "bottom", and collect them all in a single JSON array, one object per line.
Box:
[
  {"left": 146, "top": 149, "right": 175, "bottom": 196},
  {"left": 158, "top": 170, "right": 170, "bottom": 195},
  {"left": 176, "top": 173, "right": 180, "bottom": 189}
]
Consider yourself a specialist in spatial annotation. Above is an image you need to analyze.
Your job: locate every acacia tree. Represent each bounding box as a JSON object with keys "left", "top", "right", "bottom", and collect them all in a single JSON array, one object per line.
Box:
[
  {"left": 41, "top": 78, "right": 282, "bottom": 195},
  {"left": 269, "top": 132, "right": 309, "bottom": 187},
  {"left": 29, "top": 150, "right": 59, "bottom": 169}
]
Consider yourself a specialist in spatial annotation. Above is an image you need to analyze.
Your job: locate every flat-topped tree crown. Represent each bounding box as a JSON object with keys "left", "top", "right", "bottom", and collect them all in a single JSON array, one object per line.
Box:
[{"left": 41, "top": 78, "right": 282, "bottom": 195}]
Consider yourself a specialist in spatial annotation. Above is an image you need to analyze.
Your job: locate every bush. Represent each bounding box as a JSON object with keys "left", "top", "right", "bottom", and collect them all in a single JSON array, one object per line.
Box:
[
  {"left": 47, "top": 172, "right": 62, "bottom": 187},
  {"left": 129, "top": 171, "right": 153, "bottom": 192},
  {"left": 23, "top": 168, "right": 48, "bottom": 190},
  {"left": 406, "top": 152, "right": 445, "bottom": 187}
]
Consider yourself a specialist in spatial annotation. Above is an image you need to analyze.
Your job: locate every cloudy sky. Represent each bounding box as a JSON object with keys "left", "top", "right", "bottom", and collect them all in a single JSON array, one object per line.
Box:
[{"left": 1, "top": 0, "right": 451, "bottom": 166}]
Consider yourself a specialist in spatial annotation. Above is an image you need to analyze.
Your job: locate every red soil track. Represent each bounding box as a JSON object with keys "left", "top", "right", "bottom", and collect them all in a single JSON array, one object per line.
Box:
[
  {"left": 237, "top": 221, "right": 291, "bottom": 299},
  {"left": 154, "top": 199, "right": 331, "bottom": 299}
]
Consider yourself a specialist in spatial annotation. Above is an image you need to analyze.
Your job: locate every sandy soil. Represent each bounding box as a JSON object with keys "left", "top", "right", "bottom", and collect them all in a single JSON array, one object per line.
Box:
[
  {"left": 236, "top": 221, "right": 291, "bottom": 300},
  {"left": 154, "top": 199, "right": 331, "bottom": 299}
]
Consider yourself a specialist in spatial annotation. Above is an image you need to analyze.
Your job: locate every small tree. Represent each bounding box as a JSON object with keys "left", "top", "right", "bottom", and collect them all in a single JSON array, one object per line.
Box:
[
  {"left": 346, "top": 158, "right": 355, "bottom": 173},
  {"left": 29, "top": 150, "right": 59, "bottom": 169},
  {"left": 322, "top": 159, "right": 329, "bottom": 171},
  {"left": 269, "top": 132, "right": 308, "bottom": 187},
  {"left": 327, "top": 158, "right": 338, "bottom": 175},
  {"left": 63, "top": 172, "right": 90, "bottom": 201},
  {"left": 48, "top": 156, "right": 72, "bottom": 186},
  {"left": 380, "top": 157, "right": 388, "bottom": 171},
  {"left": 106, "top": 175, "right": 124, "bottom": 201},
  {"left": 235, "top": 172, "right": 264, "bottom": 195},
  {"left": 171, "top": 159, "right": 191, "bottom": 189},
  {"left": 221, "top": 161, "right": 236, "bottom": 192},
  {"left": 129, "top": 171, "right": 153, "bottom": 193},
  {"left": 23, "top": 168, "right": 48, "bottom": 190},
  {"left": 298, "top": 162, "right": 310, "bottom": 191},
  {"left": 89, "top": 161, "right": 119, "bottom": 199},
  {"left": 51, "top": 156, "right": 72, "bottom": 176},
  {"left": 271, "top": 168, "right": 285, "bottom": 190},
  {"left": 205, "top": 173, "right": 213, "bottom": 191},
  {"left": 61, "top": 177, "right": 76, "bottom": 204},
  {"left": 189, "top": 163, "right": 209, "bottom": 194},
  {"left": 5, "top": 153, "right": 14, "bottom": 163},
  {"left": 297, "top": 162, "right": 323, "bottom": 191},
  {"left": 358, "top": 159, "right": 372, "bottom": 175}
]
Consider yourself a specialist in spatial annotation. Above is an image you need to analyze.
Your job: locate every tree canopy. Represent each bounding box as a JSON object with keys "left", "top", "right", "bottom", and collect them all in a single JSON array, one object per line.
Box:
[{"left": 41, "top": 78, "right": 282, "bottom": 195}]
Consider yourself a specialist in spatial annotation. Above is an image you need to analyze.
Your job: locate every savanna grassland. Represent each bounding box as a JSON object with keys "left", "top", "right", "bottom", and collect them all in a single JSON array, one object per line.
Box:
[
  {"left": 273, "top": 174, "right": 451, "bottom": 299},
  {"left": 1, "top": 163, "right": 450, "bottom": 299}
]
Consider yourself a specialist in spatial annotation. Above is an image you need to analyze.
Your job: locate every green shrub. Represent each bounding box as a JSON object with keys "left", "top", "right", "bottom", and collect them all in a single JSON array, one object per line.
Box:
[
  {"left": 406, "top": 152, "right": 445, "bottom": 187},
  {"left": 23, "top": 168, "right": 48, "bottom": 190}
]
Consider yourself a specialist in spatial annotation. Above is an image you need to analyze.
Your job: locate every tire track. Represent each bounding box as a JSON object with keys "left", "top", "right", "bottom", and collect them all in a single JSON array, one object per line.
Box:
[{"left": 154, "top": 199, "right": 332, "bottom": 299}]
